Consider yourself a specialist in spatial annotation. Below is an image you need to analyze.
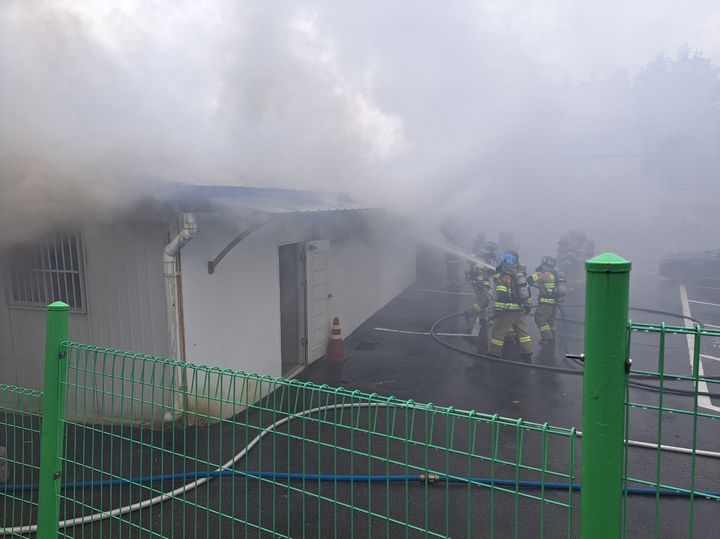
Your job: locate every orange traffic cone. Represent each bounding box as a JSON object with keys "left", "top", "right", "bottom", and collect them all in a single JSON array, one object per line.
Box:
[{"left": 327, "top": 317, "right": 345, "bottom": 363}]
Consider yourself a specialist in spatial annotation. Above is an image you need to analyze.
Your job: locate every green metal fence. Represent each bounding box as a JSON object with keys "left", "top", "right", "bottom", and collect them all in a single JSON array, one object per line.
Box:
[
  {"left": 0, "top": 385, "right": 43, "bottom": 538},
  {"left": 2, "top": 253, "right": 718, "bottom": 538},
  {"left": 625, "top": 321, "right": 720, "bottom": 538},
  {"left": 579, "top": 254, "right": 720, "bottom": 539},
  {"left": 50, "top": 343, "right": 579, "bottom": 538},
  {"left": 0, "top": 303, "right": 580, "bottom": 538}
]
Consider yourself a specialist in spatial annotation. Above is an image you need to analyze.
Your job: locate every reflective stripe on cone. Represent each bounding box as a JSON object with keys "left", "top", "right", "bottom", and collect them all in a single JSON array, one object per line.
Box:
[{"left": 327, "top": 317, "right": 345, "bottom": 363}]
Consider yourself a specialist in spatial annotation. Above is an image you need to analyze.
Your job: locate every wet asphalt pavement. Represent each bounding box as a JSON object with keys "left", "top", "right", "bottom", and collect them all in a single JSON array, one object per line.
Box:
[{"left": 299, "top": 254, "right": 720, "bottom": 538}]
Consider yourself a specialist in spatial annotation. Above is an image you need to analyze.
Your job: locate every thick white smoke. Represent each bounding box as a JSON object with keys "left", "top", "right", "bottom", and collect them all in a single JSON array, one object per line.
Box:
[
  {"left": 0, "top": 1, "right": 408, "bottom": 243},
  {"left": 1, "top": 0, "right": 718, "bottom": 257}
]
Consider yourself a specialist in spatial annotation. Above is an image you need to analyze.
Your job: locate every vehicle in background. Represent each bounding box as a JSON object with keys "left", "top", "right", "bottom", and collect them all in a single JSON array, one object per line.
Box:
[{"left": 659, "top": 250, "right": 720, "bottom": 283}]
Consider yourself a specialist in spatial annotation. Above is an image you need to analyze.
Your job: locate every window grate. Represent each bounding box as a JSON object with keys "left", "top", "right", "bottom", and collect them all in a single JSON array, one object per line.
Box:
[{"left": 6, "top": 232, "right": 86, "bottom": 312}]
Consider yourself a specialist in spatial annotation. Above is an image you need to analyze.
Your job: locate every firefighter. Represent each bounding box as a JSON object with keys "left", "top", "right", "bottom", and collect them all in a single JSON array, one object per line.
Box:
[
  {"left": 463, "top": 241, "right": 498, "bottom": 337},
  {"left": 557, "top": 230, "right": 595, "bottom": 288},
  {"left": 528, "top": 256, "right": 567, "bottom": 345},
  {"left": 488, "top": 252, "right": 532, "bottom": 360},
  {"left": 497, "top": 232, "right": 518, "bottom": 256}
]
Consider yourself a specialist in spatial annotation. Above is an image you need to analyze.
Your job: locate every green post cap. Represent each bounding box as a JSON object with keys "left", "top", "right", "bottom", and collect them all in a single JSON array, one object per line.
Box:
[
  {"left": 47, "top": 301, "right": 70, "bottom": 311},
  {"left": 585, "top": 253, "right": 631, "bottom": 273}
]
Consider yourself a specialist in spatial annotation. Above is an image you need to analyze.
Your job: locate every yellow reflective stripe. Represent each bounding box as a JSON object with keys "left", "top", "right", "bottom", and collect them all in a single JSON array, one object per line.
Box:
[
  {"left": 496, "top": 285, "right": 508, "bottom": 292},
  {"left": 539, "top": 298, "right": 557, "bottom": 304},
  {"left": 491, "top": 338, "right": 504, "bottom": 346},
  {"left": 495, "top": 302, "right": 521, "bottom": 310},
  {"left": 518, "top": 336, "right": 532, "bottom": 343},
  {"left": 539, "top": 325, "right": 551, "bottom": 331}
]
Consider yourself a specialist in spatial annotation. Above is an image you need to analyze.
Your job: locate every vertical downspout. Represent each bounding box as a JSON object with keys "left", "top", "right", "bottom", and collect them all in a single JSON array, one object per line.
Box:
[{"left": 163, "top": 213, "right": 197, "bottom": 423}]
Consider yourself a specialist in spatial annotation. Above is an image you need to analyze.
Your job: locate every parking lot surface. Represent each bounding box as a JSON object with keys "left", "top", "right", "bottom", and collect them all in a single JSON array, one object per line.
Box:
[{"left": 300, "top": 255, "right": 720, "bottom": 537}]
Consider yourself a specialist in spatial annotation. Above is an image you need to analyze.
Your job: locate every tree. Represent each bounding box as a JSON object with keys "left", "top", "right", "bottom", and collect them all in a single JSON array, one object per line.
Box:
[{"left": 633, "top": 46, "right": 720, "bottom": 189}]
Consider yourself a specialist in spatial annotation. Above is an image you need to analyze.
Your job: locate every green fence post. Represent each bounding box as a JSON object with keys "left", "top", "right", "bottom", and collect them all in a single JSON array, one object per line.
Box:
[
  {"left": 581, "top": 253, "right": 631, "bottom": 539},
  {"left": 37, "top": 301, "right": 69, "bottom": 539}
]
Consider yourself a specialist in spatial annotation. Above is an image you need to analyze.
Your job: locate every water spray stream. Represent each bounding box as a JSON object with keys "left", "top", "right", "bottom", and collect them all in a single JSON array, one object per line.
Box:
[{"left": 424, "top": 239, "right": 497, "bottom": 270}]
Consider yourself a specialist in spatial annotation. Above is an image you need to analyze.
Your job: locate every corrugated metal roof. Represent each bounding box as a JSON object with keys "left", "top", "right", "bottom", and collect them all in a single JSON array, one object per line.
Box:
[{"left": 174, "top": 185, "right": 370, "bottom": 214}]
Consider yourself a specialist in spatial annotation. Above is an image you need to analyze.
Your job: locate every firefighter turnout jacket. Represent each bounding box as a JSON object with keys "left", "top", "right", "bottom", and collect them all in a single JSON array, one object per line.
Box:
[
  {"left": 467, "top": 258, "right": 495, "bottom": 288},
  {"left": 528, "top": 271, "right": 558, "bottom": 304},
  {"left": 490, "top": 268, "right": 533, "bottom": 356},
  {"left": 493, "top": 270, "right": 529, "bottom": 311},
  {"left": 464, "top": 255, "right": 497, "bottom": 322}
]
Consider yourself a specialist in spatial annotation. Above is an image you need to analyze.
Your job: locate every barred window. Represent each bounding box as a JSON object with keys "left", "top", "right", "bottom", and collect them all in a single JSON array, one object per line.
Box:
[{"left": 6, "top": 233, "right": 86, "bottom": 311}]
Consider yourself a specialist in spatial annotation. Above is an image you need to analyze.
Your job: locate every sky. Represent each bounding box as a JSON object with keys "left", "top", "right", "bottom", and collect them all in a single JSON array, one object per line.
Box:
[{"left": 1, "top": 0, "right": 718, "bottom": 255}]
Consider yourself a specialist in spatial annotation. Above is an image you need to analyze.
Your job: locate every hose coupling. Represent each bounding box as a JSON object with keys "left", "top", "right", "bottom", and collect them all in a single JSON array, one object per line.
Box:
[{"left": 421, "top": 473, "right": 440, "bottom": 483}]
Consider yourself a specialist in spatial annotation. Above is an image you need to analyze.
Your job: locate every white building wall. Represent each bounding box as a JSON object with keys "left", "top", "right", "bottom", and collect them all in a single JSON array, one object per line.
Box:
[
  {"left": 77, "top": 221, "right": 173, "bottom": 424},
  {"left": 0, "top": 298, "right": 91, "bottom": 389},
  {"left": 0, "top": 209, "right": 415, "bottom": 423},
  {"left": 0, "top": 220, "right": 171, "bottom": 425},
  {"left": 181, "top": 210, "right": 416, "bottom": 378},
  {"left": 83, "top": 221, "right": 170, "bottom": 357},
  {"left": 181, "top": 213, "right": 312, "bottom": 377},
  {"left": 329, "top": 217, "right": 416, "bottom": 338}
]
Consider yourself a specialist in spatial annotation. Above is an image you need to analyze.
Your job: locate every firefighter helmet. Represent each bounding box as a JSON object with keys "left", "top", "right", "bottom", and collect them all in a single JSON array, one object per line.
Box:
[
  {"left": 483, "top": 241, "right": 498, "bottom": 253},
  {"left": 500, "top": 252, "right": 518, "bottom": 270},
  {"left": 538, "top": 256, "right": 556, "bottom": 270}
]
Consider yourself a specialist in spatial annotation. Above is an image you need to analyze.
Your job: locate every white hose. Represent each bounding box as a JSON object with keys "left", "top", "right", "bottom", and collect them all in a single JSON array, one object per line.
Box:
[
  {"left": 1, "top": 401, "right": 717, "bottom": 535},
  {"left": 1, "top": 402, "right": 375, "bottom": 535},
  {"left": 573, "top": 430, "right": 720, "bottom": 458}
]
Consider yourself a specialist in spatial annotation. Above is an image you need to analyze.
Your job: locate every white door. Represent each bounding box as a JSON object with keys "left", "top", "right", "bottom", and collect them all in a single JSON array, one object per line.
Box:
[{"left": 305, "top": 239, "right": 331, "bottom": 363}]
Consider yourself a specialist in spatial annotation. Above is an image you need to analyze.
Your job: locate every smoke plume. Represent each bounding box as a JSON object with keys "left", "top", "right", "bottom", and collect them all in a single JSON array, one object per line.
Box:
[{"left": 1, "top": 0, "right": 718, "bottom": 259}]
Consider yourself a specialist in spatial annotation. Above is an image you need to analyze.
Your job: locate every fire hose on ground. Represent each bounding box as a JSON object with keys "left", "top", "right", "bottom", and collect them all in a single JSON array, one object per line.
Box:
[
  {"left": 1, "top": 400, "right": 718, "bottom": 536},
  {"left": 0, "top": 304, "right": 717, "bottom": 534},
  {"left": 428, "top": 306, "right": 720, "bottom": 399}
]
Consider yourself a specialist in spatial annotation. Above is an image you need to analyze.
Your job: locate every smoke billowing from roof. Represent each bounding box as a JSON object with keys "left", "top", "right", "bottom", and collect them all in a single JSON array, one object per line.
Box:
[{"left": 1, "top": 1, "right": 718, "bottom": 259}]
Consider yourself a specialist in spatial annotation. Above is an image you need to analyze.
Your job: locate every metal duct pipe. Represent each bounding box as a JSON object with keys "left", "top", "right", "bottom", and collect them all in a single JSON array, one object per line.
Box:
[
  {"left": 163, "top": 213, "right": 197, "bottom": 422},
  {"left": 163, "top": 213, "right": 198, "bottom": 276}
]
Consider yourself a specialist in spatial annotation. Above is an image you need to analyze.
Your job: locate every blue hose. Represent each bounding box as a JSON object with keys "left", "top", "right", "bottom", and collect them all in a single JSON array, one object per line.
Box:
[{"left": 1, "top": 471, "right": 716, "bottom": 499}]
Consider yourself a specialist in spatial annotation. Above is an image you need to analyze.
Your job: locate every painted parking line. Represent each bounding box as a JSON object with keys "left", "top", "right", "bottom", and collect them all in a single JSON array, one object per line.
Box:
[
  {"left": 686, "top": 284, "right": 720, "bottom": 291},
  {"left": 688, "top": 299, "right": 720, "bottom": 308},
  {"left": 374, "top": 327, "right": 474, "bottom": 337},
  {"left": 679, "top": 284, "right": 720, "bottom": 412},
  {"left": 414, "top": 288, "right": 475, "bottom": 296},
  {"left": 700, "top": 354, "right": 720, "bottom": 362},
  {"left": 702, "top": 323, "right": 720, "bottom": 329}
]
